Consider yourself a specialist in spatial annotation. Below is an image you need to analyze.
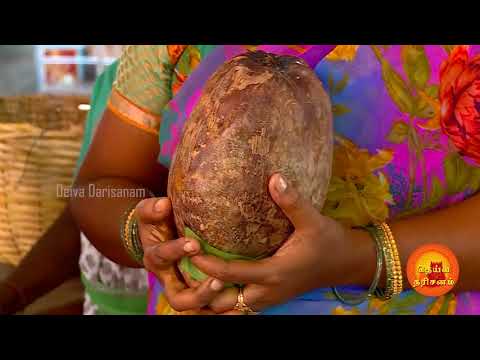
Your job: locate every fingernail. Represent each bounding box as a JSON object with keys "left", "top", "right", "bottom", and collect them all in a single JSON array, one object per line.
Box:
[
  {"left": 210, "top": 279, "right": 223, "bottom": 291},
  {"left": 183, "top": 241, "right": 195, "bottom": 253},
  {"left": 276, "top": 175, "right": 288, "bottom": 193},
  {"left": 154, "top": 199, "right": 165, "bottom": 212}
]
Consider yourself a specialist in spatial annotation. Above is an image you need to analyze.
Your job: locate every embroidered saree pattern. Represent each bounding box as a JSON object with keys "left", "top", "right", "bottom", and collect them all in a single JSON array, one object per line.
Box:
[{"left": 109, "top": 45, "right": 217, "bottom": 134}]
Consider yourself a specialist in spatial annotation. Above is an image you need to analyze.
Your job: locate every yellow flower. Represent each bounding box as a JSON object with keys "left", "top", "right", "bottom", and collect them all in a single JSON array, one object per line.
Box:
[
  {"left": 323, "top": 135, "right": 394, "bottom": 227},
  {"left": 326, "top": 45, "right": 360, "bottom": 62},
  {"left": 189, "top": 47, "right": 201, "bottom": 70},
  {"left": 367, "top": 298, "right": 389, "bottom": 314},
  {"left": 332, "top": 305, "right": 360, "bottom": 315}
]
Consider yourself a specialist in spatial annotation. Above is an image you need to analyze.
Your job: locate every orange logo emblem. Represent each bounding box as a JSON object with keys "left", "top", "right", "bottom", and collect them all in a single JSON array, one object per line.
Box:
[{"left": 407, "top": 244, "right": 459, "bottom": 297}]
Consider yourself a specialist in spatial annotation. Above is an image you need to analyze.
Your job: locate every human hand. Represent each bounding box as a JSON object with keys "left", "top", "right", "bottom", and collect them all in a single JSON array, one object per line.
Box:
[
  {"left": 135, "top": 197, "right": 225, "bottom": 314},
  {"left": 188, "top": 174, "right": 372, "bottom": 314}
]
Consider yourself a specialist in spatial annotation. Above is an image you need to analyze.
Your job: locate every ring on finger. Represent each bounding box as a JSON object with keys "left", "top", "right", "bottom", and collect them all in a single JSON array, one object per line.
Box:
[{"left": 234, "top": 287, "right": 259, "bottom": 315}]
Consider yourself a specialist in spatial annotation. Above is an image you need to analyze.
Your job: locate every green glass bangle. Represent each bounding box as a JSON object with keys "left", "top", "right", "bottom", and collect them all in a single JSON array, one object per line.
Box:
[{"left": 332, "top": 225, "right": 384, "bottom": 306}]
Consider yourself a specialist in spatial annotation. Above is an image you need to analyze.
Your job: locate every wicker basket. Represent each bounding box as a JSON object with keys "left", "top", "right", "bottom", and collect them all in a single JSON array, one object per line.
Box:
[{"left": 0, "top": 95, "right": 89, "bottom": 265}]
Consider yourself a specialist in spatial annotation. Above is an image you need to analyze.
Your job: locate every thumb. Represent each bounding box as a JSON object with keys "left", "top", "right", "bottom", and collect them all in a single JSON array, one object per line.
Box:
[
  {"left": 135, "top": 197, "right": 173, "bottom": 225},
  {"left": 268, "top": 173, "right": 322, "bottom": 229}
]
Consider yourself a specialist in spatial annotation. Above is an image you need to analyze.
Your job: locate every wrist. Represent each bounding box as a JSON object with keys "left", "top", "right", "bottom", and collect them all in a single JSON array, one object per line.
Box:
[
  {"left": 121, "top": 204, "right": 144, "bottom": 267},
  {"left": 342, "top": 227, "right": 378, "bottom": 287}
]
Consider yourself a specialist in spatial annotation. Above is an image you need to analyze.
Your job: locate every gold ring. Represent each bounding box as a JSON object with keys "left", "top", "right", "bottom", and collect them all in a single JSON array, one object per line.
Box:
[{"left": 234, "top": 287, "right": 259, "bottom": 315}]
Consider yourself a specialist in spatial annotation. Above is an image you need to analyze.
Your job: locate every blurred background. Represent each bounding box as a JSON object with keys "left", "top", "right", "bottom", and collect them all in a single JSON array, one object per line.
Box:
[
  {"left": 0, "top": 45, "right": 124, "bottom": 314},
  {"left": 0, "top": 45, "right": 123, "bottom": 96}
]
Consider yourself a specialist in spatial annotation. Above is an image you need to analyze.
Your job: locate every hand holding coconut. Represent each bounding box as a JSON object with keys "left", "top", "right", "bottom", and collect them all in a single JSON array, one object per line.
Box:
[
  {"left": 136, "top": 197, "right": 225, "bottom": 313},
  {"left": 188, "top": 174, "right": 373, "bottom": 314},
  {"left": 136, "top": 175, "right": 372, "bottom": 315},
  {"left": 164, "top": 50, "right": 351, "bottom": 313}
]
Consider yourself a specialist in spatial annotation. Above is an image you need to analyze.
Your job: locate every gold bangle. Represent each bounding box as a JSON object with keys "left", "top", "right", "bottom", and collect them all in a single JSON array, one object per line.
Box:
[
  {"left": 121, "top": 205, "right": 143, "bottom": 264},
  {"left": 124, "top": 207, "right": 136, "bottom": 251},
  {"left": 380, "top": 223, "right": 403, "bottom": 295},
  {"left": 373, "top": 222, "right": 403, "bottom": 300}
]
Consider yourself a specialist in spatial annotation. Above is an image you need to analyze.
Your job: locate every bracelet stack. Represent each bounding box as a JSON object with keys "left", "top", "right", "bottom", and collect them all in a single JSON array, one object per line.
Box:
[
  {"left": 372, "top": 222, "right": 403, "bottom": 300},
  {"left": 120, "top": 204, "right": 144, "bottom": 266},
  {"left": 333, "top": 222, "right": 403, "bottom": 306}
]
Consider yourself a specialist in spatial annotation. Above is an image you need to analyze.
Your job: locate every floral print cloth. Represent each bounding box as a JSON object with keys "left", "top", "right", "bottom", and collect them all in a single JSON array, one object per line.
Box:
[{"left": 110, "top": 45, "right": 480, "bottom": 315}]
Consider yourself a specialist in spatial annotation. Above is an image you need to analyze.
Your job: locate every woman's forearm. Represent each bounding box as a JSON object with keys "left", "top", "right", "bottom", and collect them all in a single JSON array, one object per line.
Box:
[
  {"left": 69, "top": 109, "right": 170, "bottom": 268},
  {"left": 349, "top": 193, "right": 480, "bottom": 292},
  {"left": 69, "top": 177, "right": 151, "bottom": 268},
  {"left": 1, "top": 208, "right": 80, "bottom": 312}
]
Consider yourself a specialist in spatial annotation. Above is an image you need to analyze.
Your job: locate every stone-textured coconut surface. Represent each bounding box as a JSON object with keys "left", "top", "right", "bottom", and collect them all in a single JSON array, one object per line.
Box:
[{"left": 168, "top": 51, "right": 333, "bottom": 258}]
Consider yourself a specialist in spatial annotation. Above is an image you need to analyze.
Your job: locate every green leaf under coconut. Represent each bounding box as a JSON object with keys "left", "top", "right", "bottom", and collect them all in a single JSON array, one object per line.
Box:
[{"left": 178, "top": 227, "right": 259, "bottom": 288}]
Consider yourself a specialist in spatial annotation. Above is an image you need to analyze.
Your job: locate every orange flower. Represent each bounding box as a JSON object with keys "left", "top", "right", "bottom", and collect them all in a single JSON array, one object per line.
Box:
[
  {"left": 439, "top": 45, "right": 480, "bottom": 164},
  {"left": 167, "top": 45, "right": 187, "bottom": 64}
]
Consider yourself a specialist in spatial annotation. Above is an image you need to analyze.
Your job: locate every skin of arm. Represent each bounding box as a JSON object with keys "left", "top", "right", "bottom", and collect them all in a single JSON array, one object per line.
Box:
[
  {"left": 332, "top": 191, "right": 480, "bottom": 292},
  {"left": 70, "top": 109, "right": 227, "bottom": 311},
  {"left": 70, "top": 109, "right": 169, "bottom": 268},
  {"left": 386, "top": 192, "right": 480, "bottom": 292},
  {"left": 186, "top": 175, "right": 480, "bottom": 313},
  {"left": 0, "top": 208, "right": 81, "bottom": 314},
  {"left": 69, "top": 45, "right": 229, "bottom": 311}
]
